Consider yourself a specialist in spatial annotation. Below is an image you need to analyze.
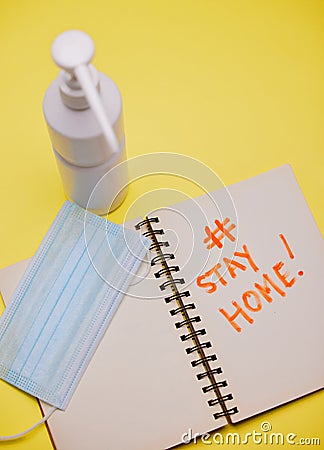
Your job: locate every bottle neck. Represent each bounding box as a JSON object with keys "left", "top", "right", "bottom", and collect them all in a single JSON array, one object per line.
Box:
[{"left": 58, "top": 65, "right": 100, "bottom": 110}]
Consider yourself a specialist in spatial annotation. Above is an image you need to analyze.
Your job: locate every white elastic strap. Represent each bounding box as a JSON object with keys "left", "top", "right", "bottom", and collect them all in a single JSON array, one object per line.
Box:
[
  {"left": 129, "top": 250, "right": 151, "bottom": 286},
  {"left": 0, "top": 406, "right": 57, "bottom": 441}
]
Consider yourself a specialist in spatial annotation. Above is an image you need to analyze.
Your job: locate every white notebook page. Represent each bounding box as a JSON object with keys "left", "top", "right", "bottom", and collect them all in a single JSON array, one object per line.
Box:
[{"left": 154, "top": 165, "right": 324, "bottom": 424}]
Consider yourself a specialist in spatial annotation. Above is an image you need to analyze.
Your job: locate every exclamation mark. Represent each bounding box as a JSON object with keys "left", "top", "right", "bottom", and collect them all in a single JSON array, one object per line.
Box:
[{"left": 279, "top": 234, "right": 304, "bottom": 277}]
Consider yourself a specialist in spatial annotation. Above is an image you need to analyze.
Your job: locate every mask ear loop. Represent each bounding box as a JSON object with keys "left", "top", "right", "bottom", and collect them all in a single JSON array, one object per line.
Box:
[
  {"left": 0, "top": 406, "right": 57, "bottom": 441},
  {"left": 129, "top": 249, "right": 152, "bottom": 286}
]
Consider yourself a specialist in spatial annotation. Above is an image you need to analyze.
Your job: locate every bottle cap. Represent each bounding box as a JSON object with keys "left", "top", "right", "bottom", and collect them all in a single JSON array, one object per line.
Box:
[{"left": 52, "top": 30, "right": 119, "bottom": 155}]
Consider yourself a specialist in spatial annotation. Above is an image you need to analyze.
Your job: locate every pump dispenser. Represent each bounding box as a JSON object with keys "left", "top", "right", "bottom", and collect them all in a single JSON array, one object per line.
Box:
[{"left": 43, "top": 30, "right": 127, "bottom": 214}]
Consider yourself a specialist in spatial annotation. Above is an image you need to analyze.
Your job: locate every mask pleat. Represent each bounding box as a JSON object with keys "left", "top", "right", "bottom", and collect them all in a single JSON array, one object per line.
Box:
[{"left": 0, "top": 202, "right": 150, "bottom": 409}]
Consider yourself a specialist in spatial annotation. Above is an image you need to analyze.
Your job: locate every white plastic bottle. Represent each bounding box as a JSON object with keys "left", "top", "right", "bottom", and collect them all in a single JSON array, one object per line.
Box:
[{"left": 43, "top": 30, "right": 127, "bottom": 215}]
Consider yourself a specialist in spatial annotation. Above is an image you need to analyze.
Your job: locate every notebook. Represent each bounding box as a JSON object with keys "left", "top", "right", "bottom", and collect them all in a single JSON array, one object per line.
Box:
[{"left": 0, "top": 165, "right": 323, "bottom": 449}]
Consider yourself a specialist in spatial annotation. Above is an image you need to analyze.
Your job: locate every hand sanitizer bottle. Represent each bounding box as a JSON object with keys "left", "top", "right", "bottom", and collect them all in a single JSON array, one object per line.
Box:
[{"left": 43, "top": 30, "right": 127, "bottom": 214}]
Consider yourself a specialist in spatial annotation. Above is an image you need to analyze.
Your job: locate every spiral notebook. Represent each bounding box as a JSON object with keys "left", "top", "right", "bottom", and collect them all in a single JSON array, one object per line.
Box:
[{"left": 0, "top": 165, "right": 323, "bottom": 450}]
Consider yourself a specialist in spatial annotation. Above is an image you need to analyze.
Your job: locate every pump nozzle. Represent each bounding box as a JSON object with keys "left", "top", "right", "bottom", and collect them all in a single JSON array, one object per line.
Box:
[{"left": 52, "top": 30, "right": 119, "bottom": 155}]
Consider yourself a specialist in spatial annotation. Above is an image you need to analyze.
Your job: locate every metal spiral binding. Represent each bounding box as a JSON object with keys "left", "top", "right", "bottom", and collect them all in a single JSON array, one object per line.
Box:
[{"left": 135, "top": 216, "right": 239, "bottom": 422}]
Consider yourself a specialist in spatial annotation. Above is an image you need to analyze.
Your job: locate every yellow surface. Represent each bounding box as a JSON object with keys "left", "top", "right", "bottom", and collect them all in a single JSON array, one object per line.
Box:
[{"left": 0, "top": 0, "right": 323, "bottom": 448}]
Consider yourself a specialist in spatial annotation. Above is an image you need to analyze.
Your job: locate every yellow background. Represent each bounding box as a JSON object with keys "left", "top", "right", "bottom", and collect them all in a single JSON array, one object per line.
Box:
[{"left": 0, "top": 0, "right": 323, "bottom": 448}]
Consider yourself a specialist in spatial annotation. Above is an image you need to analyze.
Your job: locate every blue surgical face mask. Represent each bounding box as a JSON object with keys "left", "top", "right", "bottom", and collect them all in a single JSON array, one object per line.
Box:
[{"left": 0, "top": 201, "right": 149, "bottom": 418}]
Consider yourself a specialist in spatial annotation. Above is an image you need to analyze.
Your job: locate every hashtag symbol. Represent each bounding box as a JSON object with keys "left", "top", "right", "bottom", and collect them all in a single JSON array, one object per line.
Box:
[{"left": 204, "top": 217, "right": 236, "bottom": 250}]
